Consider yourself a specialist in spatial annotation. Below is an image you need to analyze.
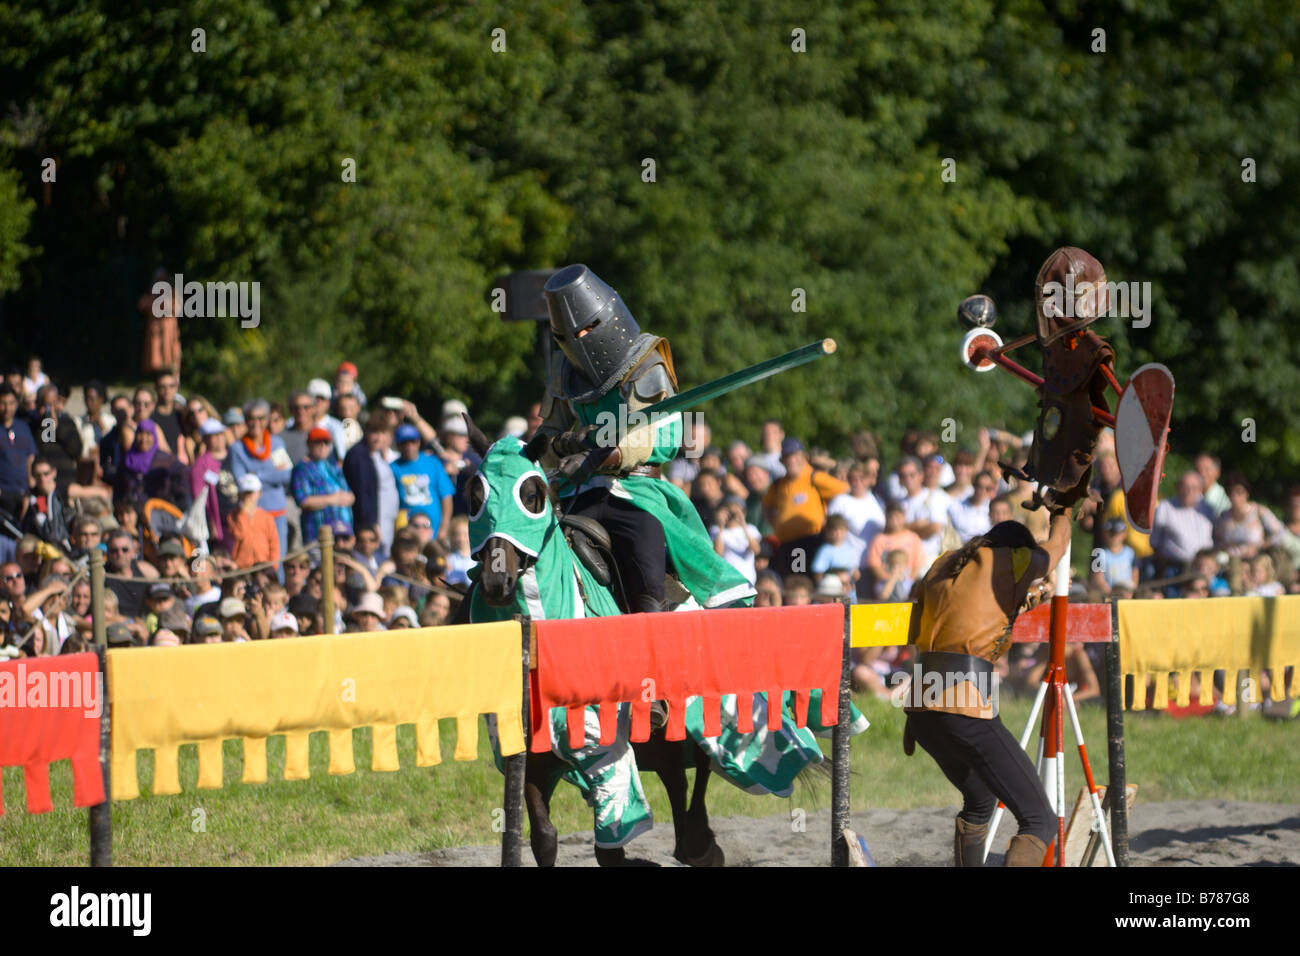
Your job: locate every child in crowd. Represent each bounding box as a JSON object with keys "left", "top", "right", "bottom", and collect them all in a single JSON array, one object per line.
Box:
[
  {"left": 875, "top": 549, "right": 914, "bottom": 602},
  {"left": 446, "top": 514, "right": 475, "bottom": 587},
  {"left": 1089, "top": 518, "right": 1138, "bottom": 595}
]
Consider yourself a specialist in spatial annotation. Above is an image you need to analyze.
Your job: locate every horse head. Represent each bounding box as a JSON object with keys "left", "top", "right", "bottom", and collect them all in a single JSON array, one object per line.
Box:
[{"left": 467, "top": 430, "right": 558, "bottom": 607}]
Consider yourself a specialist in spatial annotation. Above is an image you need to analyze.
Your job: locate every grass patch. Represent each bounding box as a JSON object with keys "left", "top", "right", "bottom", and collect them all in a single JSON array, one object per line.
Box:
[{"left": 2, "top": 694, "right": 1294, "bottom": 865}]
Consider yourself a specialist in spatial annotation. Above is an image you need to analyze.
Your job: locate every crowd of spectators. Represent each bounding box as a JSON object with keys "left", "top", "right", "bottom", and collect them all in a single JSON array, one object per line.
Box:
[
  {"left": 0, "top": 359, "right": 495, "bottom": 657},
  {"left": 3, "top": 355, "right": 1298, "bottom": 718}
]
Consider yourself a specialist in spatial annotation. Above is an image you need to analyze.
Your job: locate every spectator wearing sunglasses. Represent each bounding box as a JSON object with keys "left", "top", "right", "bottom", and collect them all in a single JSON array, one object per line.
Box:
[{"left": 104, "top": 529, "right": 158, "bottom": 619}]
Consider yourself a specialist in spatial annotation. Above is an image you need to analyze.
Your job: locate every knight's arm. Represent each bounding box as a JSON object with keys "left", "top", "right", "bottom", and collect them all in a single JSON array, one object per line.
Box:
[
  {"left": 614, "top": 361, "right": 678, "bottom": 470},
  {"left": 534, "top": 364, "right": 576, "bottom": 472}
]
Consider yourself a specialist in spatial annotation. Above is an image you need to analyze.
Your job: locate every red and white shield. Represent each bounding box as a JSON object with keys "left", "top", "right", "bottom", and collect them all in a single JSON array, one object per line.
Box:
[{"left": 1114, "top": 363, "right": 1175, "bottom": 534}]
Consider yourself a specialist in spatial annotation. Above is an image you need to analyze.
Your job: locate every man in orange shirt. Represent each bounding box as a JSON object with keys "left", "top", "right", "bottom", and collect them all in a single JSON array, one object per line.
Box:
[
  {"left": 762, "top": 438, "right": 848, "bottom": 575},
  {"left": 226, "top": 474, "right": 281, "bottom": 570}
]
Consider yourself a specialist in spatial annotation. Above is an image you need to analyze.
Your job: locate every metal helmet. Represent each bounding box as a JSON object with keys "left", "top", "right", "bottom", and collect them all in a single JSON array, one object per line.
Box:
[
  {"left": 1034, "top": 247, "right": 1108, "bottom": 346},
  {"left": 544, "top": 264, "right": 642, "bottom": 390}
]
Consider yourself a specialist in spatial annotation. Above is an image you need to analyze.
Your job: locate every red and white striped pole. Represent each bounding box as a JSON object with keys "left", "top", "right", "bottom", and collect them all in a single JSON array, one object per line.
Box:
[{"left": 1038, "top": 539, "right": 1071, "bottom": 866}]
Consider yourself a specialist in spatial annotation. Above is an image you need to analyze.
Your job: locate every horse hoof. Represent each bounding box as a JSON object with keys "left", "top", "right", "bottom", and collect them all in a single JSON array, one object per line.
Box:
[
  {"left": 595, "top": 846, "right": 660, "bottom": 867},
  {"left": 674, "top": 841, "right": 725, "bottom": 867}
]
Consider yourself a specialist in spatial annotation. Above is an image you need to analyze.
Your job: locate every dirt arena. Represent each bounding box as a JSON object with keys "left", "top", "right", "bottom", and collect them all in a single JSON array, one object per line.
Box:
[{"left": 337, "top": 800, "right": 1300, "bottom": 867}]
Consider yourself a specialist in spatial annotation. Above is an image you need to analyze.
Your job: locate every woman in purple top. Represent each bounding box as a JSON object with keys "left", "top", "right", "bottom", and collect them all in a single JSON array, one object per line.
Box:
[
  {"left": 228, "top": 398, "right": 294, "bottom": 557},
  {"left": 114, "top": 419, "right": 191, "bottom": 512}
]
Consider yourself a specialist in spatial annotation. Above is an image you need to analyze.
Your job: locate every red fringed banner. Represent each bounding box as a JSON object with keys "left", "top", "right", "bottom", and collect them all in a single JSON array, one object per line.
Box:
[
  {"left": 530, "top": 604, "right": 844, "bottom": 753},
  {"left": 0, "top": 653, "right": 106, "bottom": 815}
]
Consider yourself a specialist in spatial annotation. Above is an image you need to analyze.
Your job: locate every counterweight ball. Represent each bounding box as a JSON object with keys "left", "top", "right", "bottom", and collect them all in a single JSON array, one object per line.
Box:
[{"left": 957, "top": 294, "right": 997, "bottom": 329}]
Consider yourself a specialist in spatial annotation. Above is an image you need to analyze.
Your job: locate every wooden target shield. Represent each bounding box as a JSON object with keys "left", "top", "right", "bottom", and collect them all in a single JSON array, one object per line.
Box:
[{"left": 1114, "top": 363, "right": 1174, "bottom": 533}]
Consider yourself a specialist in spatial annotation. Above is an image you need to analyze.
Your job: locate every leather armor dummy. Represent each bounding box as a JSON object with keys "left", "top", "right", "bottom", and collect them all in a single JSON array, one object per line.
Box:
[{"left": 1024, "top": 247, "right": 1115, "bottom": 511}]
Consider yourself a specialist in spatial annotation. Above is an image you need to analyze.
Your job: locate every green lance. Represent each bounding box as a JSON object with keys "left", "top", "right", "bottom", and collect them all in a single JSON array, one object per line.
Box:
[
  {"left": 638, "top": 338, "right": 836, "bottom": 420},
  {"left": 567, "top": 338, "right": 837, "bottom": 477}
]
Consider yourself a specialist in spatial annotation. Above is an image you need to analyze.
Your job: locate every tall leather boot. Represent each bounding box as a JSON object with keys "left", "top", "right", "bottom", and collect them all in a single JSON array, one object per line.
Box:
[
  {"left": 1003, "top": 833, "right": 1049, "bottom": 867},
  {"left": 637, "top": 593, "right": 670, "bottom": 728},
  {"left": 636, "top": 594, "right": 666, "bottom": 613},
  {"left": 954, "top": 817, "right": 988, "bottom": 867}
]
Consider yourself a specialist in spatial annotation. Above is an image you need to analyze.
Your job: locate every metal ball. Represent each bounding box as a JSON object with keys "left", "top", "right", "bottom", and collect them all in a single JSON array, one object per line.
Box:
[{"left": 957, "top": 294, "right": 997, "bottom": 329}]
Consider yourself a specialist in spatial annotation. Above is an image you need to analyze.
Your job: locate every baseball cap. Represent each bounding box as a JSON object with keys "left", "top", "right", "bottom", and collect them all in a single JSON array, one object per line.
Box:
[
  {"left": 441, "top": 415, "right": 468, "bottom": 436},
  {"left": 1104, "top": 518, "right": 1128, "bottom": 533},
  {"left": 743, "top": 456, "right": 771, "bottom": 473},
  {"left": 307, "top": 426, "right": 333, "bottom": 443},
  {"left": 395, "top": 423, "right": 421, "bottom": 443},
  {"left": 148, "top": 582, "right": 175, "bottom": 599},
  {"left": 238, "top": 474, "right": 262, "bottom": 494},
  {"left": 200, "top": 419, "right": 226, "bottom": 437},
  {"left": 222, "top": 407, "right": 245, "bottom": 426},
  {"left": 106, "top": 622, "right": 136, "bottom": 647},
  {"left": 218, "top": 597, "right": 246, "bottom": 619},
  {"left": 781, "top": 438, "right": 805, "bottom": 457},
  {"left": 337, "top": 361, "right": 358, "bottom": 377},
  {"left": 194, "top": 615, "right": 221, "bottom": 638},
  {"left": 158, "top": 539, "right": 186, "bottom": 558},
  {"left": 441, "top": 399, "right": 468, "bottom": 419},
  {"left": 501, "top": 416, "right": 527, "bottom": 438},
  {"left": 307, "top": 378, "right": 332, "bottom": 400},
  {"left": 269, "top": 610, "right": 299, "bottom": 634}
]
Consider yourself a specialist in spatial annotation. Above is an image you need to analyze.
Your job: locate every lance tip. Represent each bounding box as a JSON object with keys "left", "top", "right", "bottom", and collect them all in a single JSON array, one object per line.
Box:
[{"left": 822, "top": 338, "right": 837, "bottom": 354}]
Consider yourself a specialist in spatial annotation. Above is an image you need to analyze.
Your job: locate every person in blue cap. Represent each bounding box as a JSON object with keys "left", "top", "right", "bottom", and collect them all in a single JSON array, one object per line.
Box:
[{"left": 390, "top": 422, "right": 454, "bottom": 544}]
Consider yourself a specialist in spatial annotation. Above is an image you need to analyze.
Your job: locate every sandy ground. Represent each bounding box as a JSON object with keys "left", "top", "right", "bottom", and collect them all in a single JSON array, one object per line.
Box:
[{"left": 335, "top": 800, "right": 1300, "bottom": 867}]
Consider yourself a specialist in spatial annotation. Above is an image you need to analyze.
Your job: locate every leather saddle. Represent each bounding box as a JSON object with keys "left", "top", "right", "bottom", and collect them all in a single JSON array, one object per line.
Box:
[{"left": 560, "top": 514, "right": 689, "bottom": 613}]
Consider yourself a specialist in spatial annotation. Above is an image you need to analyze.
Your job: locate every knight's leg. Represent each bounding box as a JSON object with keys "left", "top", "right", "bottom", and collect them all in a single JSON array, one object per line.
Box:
[{"left": 598, "top": 496, "right": 667, "bottom": 610}]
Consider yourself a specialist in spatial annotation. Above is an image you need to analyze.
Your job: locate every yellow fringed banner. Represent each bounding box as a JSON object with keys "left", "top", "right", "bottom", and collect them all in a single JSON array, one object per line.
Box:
[
  {"left": 1118, "top": 596, "right": 1300, "bottom": 710},
  {"left": 108, "top": 622, "right": 525, "bottom": 800}
]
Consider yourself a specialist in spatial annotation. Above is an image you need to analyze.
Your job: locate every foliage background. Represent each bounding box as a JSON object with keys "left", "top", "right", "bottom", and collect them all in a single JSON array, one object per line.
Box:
[{"left": 1, "top": 0, "right": 1297, "bottom": 493}]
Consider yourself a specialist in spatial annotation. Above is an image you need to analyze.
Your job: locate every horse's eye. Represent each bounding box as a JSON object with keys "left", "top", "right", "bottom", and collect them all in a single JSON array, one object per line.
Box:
[
  {"left": 468, "top": 473, "right": 489, "bottom": 520},
  {"left": 519, "top": 476, "right": 547, "bottom": 516}
]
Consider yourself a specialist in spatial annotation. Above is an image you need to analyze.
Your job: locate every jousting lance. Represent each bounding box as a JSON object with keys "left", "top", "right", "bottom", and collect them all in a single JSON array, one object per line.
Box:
[
  {"left": 562, "top": 338, "right": 837, "bottom": 479},
  {"left": 640, "top": 337, "right": 837, "bottom": 420}
]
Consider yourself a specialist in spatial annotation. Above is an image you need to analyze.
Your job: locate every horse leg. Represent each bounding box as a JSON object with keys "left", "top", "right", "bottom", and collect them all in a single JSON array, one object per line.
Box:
[
  {"left": 675, "top": 743, "right": 724, "bottom": 867},
  {"left": 525, "top": 753, "right": 558, "bottom": 867}
]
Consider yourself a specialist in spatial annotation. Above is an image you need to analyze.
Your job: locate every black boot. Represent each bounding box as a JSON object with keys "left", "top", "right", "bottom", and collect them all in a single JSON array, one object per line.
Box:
[{"left": 636, "top": 594, "right": 666, "bottom": 614}]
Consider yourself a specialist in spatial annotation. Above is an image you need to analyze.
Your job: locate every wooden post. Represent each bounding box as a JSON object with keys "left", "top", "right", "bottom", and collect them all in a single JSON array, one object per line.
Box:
[
  {"left": 1106, "top": 600, "right": 1128, "bottom": 866},
  {"left": 831, "top": 597, "right": 852, "bottom": 867},
  {"left": 90, "top": 544, "right": 106, "bottom": 647},
  {"left": 319, "top": 525, "right": 335, "bottom": 634},
  {"left": 89, "top": 549, "right": 111, "bottom": 866},
  {"left": 501, "top": 617, "right": 530, "bottom": 867}
]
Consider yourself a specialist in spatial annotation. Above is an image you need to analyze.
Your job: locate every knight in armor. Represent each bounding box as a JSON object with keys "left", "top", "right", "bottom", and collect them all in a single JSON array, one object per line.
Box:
[
  {"left": 1016, "top": 247, "right": 1117, "bottom": 512},
  {"left": 535, "top": 264, "right": 756, "bottom": 613}
]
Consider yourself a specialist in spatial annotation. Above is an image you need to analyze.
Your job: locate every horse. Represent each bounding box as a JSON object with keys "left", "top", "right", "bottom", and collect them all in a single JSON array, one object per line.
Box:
[
  {"left": 454, "top": 425, "right": 722, "bottom": 866},
  {"left": 456, "top": 422, "right": 864, "bottom": 865}
]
